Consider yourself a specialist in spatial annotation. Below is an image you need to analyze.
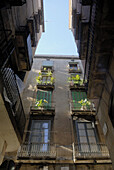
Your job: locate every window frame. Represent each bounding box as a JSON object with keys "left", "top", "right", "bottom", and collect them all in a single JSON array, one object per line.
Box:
[
  {"left": 75, "top": 120, "right": 99, "bottom": 153},
  {"left": 29, "top": 119, "right": 51, "bottom": 152}
]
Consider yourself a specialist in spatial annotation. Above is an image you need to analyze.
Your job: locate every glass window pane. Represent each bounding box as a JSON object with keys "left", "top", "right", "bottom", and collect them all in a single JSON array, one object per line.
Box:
[
  {"left": 32, "top": 122, "right": 41, "bottom": 130},
  {"left": 44, "top": 129, "right": 49, "bottom": 135},
  {"left": 86, "top": 123, "right": 92, "bottom": 129},
  {"left": 31, "top": 136, "right": 38, "bottom": 143},
  {"left": 88, "top": 137, "right": 97, "bottom": 143},
  {"left": 42, "top": 122, "right": 48, "bottom": 129},
  {"left": 44, "top": 136, "right": 48, "bottom": 143},
  {"left": 32, "top": 130, "right": 40, "bottom": 136},
  {"left": 79, "top": 130, "right": 86, "bottom": 136},
  {"left": 79, "top": 136, "right": 87, "bottom": 143},
  {"left": 87, "top": 129, "right": 95, "bottom": 136},
  {"left": 78, "top": 123, "right": 85, "bottom": 129}
]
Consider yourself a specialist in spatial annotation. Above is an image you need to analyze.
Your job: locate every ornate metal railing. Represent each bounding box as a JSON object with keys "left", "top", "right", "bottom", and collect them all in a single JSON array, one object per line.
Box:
[
  {"left": 17, "top": 143, "right": 110, "bottom": 160},
  {"left": 70, "top": 101, "right": 96, "bottom": 114},
  {"left": 30, "top": 102, "right": 55, "bottom": 114},
  {"left": 75, "top": 143, "right": 110, "bottom": 159},
  {"left": 17, "top": 143, "right": 56, "bottom": 158}
]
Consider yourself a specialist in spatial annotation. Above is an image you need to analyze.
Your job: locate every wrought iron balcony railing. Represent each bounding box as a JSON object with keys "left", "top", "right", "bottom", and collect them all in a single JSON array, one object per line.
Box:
[
  {"left": 17, "top": 143, "right": 56, "bottom": 158},
  {"left": 30, "top": 102, "right": 55, "bottom": 115},
  {"left": 17, "top": 143, "right": 110, "bottom": 161},
  {"left": 36, "top": 76, "right": 55, "bottom": 89},
  {"left": 70, "top": 101, "right": 96, "bottom": 115},
  {"left": 75, "top": 143, "right": 110, "bottom": 159},
  {"left": 68, "top": 81, "right": 87, "bottom": 90}
]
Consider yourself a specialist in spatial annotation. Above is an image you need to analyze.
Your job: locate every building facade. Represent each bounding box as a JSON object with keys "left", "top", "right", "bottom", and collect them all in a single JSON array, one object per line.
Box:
[
  {"left": 0, "top": 0, "right": 113, "bottom": 169},
  {"left": 69, "top": 0, "right": 114, "bottom": 168},
  {"left": 0, "top": 0, "right": 44, "bottom": 168},
  {"left": 15, "top": 56, "right": 112, "bottom": 170}
]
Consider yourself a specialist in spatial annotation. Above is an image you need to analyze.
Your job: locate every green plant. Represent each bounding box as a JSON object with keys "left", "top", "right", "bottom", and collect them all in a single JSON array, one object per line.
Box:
[
  {"left": 78, "top": 99, "right": 91, "bottom": 106},
  {"left": 75, "top": 74, "right": 80, "bottom": 81},
  {"left": 68, "top": 74, "right": 84, "bottom": 86},
  {"left": 38, "top": 72, "right": 42, "bottom": 76},
  {"left": 36, "top": 71, "right": 55, "bottom": 85},
  {"left": 50, "top": 77, "right": 55, "bottom": 84},
  {"left": 35, "top": 99, "right": 48, "bottom": 108},
  {"left": 47, "top": 70, "right": 52, "bottom": 76},
  {"left": 44, "top": 81, "right": 47, "bottom": 84},
  {"left": 36, "top": 80, "right": 42, "bottom": 84},
  {"left": 36, "top": 72, "right": 43, "bottom": 83},
  {"left": 36, "top": 76, "right": 41, "bottom": 81},
  {"left": 43, "top": 67, "right": 47, "bottom": 71}
]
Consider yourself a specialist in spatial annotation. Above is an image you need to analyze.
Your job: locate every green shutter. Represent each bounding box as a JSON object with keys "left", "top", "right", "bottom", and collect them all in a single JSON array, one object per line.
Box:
[
  {"left": 71, "top": 91, "right": 87, "bottom": 110},
  {"left": 36, "top": 90, "right": 52, "bottom": 109}
]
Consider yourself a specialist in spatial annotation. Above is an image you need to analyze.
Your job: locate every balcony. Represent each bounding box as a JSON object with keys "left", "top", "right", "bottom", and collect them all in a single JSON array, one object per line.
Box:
[
  {"left": 70, "top": 91, "right": 96, "bottom": 115},
  {"left": 70, "top": 101, "right": 96, "bottom": 115},
  {"left": 17, "top": 143, "right": 56, "bottom": 159},
  {"left": 75, "top": 143, "right": 110, "bottom": 159},
  {"left": 68, "top": 73, "right": 87, "bottom": 90},
  {"left": 30, "top": 90, "right": 55, "bottom": 115},
  {"left": 15, "top": 26, "right": 33, "bottom": 71},
  {"left": 36, "top": 72, "right": 55, "bottom": 90},
  {"left": 17, "top": 143, "right": 110, "bottom": 161}
]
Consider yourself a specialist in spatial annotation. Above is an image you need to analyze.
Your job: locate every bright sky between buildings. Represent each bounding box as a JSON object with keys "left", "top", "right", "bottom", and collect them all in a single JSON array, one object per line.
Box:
[{"left": 35, "top": 0, "right": 78, "bottom": 56}]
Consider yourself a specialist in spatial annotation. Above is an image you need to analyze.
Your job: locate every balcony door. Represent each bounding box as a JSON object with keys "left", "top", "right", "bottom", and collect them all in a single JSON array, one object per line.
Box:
[
  {"left": 75, "top": 121, "right": 99, "bottom": 154},
  {"left": 29, "top": 120, "right": 51, "bottom": 152}
]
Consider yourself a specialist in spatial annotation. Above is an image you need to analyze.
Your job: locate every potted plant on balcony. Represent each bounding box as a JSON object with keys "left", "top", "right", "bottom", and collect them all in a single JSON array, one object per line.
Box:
[
  {"left": 46, "top": 70, "right": 52, "bottom": 77},
  {"left": 36, "top": 71, "right": 42, "bottom": 83},
  {"left": 68, "top": 74, "right": 84, "bottom": 87},
  {"left": 50, "top": 77, "right": 55, "bottom": 85},
  {"left": 78, "top": 99, "right": 91, "bottom": 110},
  {"left": 36, "top": 75, "right": 42, "bottom": 84},
  {"left": 35, "top": 99, "right": 48, "bottom": 109},
  {"left": 36, "top": 70, "right": 55, "bottom": 89}
]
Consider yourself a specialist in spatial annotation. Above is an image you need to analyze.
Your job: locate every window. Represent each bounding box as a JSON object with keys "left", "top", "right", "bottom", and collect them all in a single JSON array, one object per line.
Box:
[
  {"left": 75, "top": 120, "right": 99, "bottom": 153},
  {"left": 29, "top": 120, "right": 51, "bottom": 152},
  {"left": 71, "top": 91, "right": 87, "bottom": 110},
  {"left": 41, "top": 60, "right": 54, "bottom": 72},
  {"left": 69, "top": 62, "right": 81, "bottom": 73}
]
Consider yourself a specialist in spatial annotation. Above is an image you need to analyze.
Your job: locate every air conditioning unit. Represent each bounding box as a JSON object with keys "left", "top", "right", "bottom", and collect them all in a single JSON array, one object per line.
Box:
[
  {"left": 8, "top": 0, "right": 26, "bottom": 6},
  {"left": 27, "top": 17, "right": 37, "bottom": 47},
  {"left": 15, "top": 26, "right": 33, "bottom": 71}
]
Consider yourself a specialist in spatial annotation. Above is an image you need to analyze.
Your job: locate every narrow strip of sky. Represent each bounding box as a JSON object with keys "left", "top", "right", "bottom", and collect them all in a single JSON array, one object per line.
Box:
[{"left": 35, "top": 0, "right": 78, "bottom": 56}]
